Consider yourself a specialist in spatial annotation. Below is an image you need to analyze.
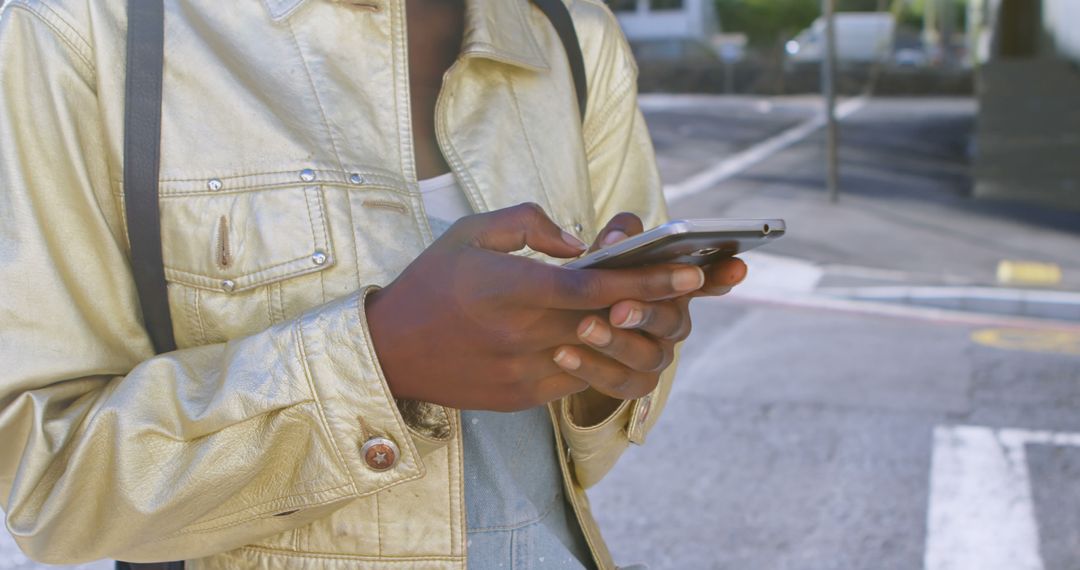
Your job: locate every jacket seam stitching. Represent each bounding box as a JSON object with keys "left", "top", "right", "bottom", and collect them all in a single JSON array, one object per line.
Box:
[
  {"left": 390, "top": 0, "right": 416, "bottom": 182},
  {"left": 236, "top": 546, "right": 467, "bottom": 562},
  {"left": 376, "top": 490, "right": 383, "bottom": 556},
  {"left": 5, "top": 3, "right": 95, "bottom": 80},
  {"left": 152, "top": 182, "right": 413, "bottom": 197},
  {"left": 302, "top": 186, "right": 329, "bottom": 303},
  {"left": 164, "top": 258, "right": 326, "bottom": 291},
  {"left": 343, "top": 193, "right": 366, "bottom": 299}
]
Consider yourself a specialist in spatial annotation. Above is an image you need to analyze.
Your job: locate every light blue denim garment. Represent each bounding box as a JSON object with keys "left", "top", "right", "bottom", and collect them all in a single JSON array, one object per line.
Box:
[
  {"left": 424, "top": 211, "right": 592, "bottom": 569},
  {"left": 462, "top": 407, "right": 593, "bottom": 570}
]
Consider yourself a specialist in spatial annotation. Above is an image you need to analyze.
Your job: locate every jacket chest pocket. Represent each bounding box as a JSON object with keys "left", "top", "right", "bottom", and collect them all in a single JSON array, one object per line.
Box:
[{"left": 159, "top": 184, "right": 335, "bottom": 347}]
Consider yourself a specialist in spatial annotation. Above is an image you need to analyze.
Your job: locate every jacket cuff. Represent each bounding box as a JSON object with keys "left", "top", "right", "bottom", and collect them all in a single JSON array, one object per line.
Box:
[
  {"left": 558, "top": 395, "right": 631, "bottom": 489},
  {"left": 296, "top": 288, "right": 450, "bottom": 494}
]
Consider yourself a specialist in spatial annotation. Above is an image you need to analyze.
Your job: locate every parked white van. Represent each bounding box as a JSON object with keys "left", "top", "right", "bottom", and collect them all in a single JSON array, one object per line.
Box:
[{"left": 785, "top": 12, "right": 896, "bottom": 68}]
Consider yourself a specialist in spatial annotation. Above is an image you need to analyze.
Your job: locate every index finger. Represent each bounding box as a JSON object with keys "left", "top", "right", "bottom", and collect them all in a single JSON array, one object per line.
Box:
[{"left": 536, "top": 264, "right": 705, "bottom": 310}]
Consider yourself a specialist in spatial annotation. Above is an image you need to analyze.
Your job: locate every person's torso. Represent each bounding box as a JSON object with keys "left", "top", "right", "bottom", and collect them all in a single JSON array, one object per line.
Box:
[{"left": 73, "top": 0, "right": 618, "bottom": 568}]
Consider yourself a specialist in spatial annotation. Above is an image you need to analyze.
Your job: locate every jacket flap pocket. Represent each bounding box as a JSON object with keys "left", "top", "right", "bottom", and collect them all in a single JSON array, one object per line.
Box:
[{"left": 160, "top": 185, "right": 334, "bottom": 292}]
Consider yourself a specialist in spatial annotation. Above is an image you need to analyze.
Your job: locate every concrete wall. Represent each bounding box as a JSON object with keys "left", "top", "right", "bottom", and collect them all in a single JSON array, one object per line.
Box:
[
  {"left": 972, "top": 0, "right": 1080, "bottom": 211},
  {"left": 1044, "top": 0, "right": 1080, "bottom": 63}
]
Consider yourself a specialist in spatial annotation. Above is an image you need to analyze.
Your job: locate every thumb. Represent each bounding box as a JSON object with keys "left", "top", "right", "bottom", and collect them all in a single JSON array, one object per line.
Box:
[{"left": 462, "top": 203, "right": 587, "bottom": 258}]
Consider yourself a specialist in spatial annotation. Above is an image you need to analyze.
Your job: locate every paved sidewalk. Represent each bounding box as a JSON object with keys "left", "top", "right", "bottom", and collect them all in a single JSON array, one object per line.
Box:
[{"left": 644, "top": 95, "right": 1080, "bottom": 292}]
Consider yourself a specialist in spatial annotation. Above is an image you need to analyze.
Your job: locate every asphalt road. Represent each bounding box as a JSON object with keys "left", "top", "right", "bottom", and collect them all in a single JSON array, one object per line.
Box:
[
  {"left": 589, "top": 96, "right": 1080, "bottom": 570},
  {"left": 4, "top": 97, "right": 1080, "bottom": 570}
]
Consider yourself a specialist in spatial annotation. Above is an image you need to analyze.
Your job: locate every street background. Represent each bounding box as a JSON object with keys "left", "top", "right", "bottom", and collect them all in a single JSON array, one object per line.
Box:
[
  {"left": 3, "top": 0, "right": 1080, "bottom": 568},
  {"left": 590, "top": 94, "right": 1080, "bottom": 570}
]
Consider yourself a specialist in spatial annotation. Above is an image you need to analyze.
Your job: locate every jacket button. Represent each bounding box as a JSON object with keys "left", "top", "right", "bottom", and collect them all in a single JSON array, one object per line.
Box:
[
  {"left": 299, "top": 168, "right": 317, "bottom": 182},
  {"left": 207, "top": 178, "right": 223, "bottom": 191},
  {"left": 349, "top": 173, "right": 365, "bottom": 185},
  {"left": 360, "top": 437, "right": 399, "bottom": 471}
]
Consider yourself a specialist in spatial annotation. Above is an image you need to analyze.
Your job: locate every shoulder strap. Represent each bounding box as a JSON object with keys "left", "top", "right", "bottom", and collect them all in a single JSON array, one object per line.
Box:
[
  {"left": 530, "top": 0, "right": 587, "bottom": 120},
  {"left": 124, "top": 0, "right": 176, "bottom": 355}
]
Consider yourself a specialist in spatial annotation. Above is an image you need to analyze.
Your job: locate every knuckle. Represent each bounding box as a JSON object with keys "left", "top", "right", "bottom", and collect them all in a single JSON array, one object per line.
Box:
[
  {"left": 664, "top": 309, "right": 691, "bottom": 340},
  {"left": 516, "top": 202, "right": 545, "bottom": 223},
  {"left": 613, "top": 212, "right": 644, "bottom": 233},
  {"left": 652, "top": 346, "right": 675, "bottom": 372},
  {"left": 645, "top": 345, "right": 668, "bottom": 372},
  {"left": 565, "top": 271, "right": 604, "bottom": 303},
  {"left": 675, "top": 317, "right": 693, "bottom": 341},
  {"left": 448, "top": 215, "right": 479, "bottom": 237},
  {"left": 492, "top": 327, "right": 528, "bottom": 353}
]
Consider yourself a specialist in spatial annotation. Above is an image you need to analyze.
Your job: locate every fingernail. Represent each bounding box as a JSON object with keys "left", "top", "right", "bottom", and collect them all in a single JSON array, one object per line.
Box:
[
  {"left": 602, "top": 230, "right": 628, "bottom": 247},
  {"left": 580, "top": 319, "right": 612, "bottom": 346},
  {"left": 615, "top": 307, "right": 643, "bottom": 329},
  {"left": 554, "top": 348, "right": 581, "bottom": 370},
  {"left": 561, "top": 230, "right": 587, "bottom": 251},
  {"left": 672, "top": 266, "right": 705, "bottom": 293}
]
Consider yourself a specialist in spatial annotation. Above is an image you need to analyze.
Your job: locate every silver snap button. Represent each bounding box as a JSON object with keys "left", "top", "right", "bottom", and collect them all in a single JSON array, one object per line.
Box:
[
  {"left": 349, "top": 173, "right": 365, "bottom": 185},
  {"left": 573, "top": 223, "right": 584, "bottom": 233},
  {"left": 299, "top": 169, "right": 317, "bottom": 182},
  {"left": 207, "top": 178, "right": 223, "bottom": 191},
  {"left": 311, "top": 251, "right": 328, "bottom": 266},
  {"left": 221, "top": 279, "right": 236, "bottom": 293}
]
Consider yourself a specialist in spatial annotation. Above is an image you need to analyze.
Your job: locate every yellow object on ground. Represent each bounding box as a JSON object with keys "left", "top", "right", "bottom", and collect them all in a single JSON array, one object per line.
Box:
[
  {"left": 996, "top": 260, "right": 1063, "bottom": 286},
  {"left": 972, "top": 328, "right": 1080, "bottom": 356}
]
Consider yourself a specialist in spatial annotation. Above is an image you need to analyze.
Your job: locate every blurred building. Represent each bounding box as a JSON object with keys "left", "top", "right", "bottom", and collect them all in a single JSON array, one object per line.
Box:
[
  {"left": 969, "top": 0, "right": 1080, "bottom": 210},
  {"left": 605, "top": 0, "right": 718, "bottom": 42}
]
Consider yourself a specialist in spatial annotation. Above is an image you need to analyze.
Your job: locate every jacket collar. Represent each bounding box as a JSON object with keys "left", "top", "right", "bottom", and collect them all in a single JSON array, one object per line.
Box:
[{"left": 263, "top": 0, "right": 549, "bottom": 70}]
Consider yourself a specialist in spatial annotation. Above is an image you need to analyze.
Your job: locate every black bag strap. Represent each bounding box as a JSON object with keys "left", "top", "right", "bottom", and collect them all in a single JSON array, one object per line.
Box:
[
  {"left": 124, "top": 0, "right": 176, "bottom": 356},
  {"left": 531, "top": 0, "right": 588, "bottom": 119},
  {"left": 119, "top": 1, "right": 182, "bottom": 569}
]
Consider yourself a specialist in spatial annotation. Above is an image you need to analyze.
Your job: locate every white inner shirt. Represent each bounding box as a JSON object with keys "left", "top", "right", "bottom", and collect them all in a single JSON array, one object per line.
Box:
[{"left": 418, "top": 172, "right": 473, "bottom": 238}]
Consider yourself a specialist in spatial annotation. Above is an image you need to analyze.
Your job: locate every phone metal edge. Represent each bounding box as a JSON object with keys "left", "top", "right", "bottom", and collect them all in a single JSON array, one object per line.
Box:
[{"left": 563, "top": 218, "right": 785, "bottom": 270}]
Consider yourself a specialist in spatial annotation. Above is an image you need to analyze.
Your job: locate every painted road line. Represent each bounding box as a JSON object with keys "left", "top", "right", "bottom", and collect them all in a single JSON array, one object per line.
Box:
[
  {"left": 728, "top": 252, "right": 1080, "bottom": 330},
  {"left": 971, "top": 328, "right": 1080, "bottom": 356},
  {"left": 821, "top": 263, "right": 977, "bottom": 287},
  {"left": 724, "top": 290, "right": 1080, "bottom": 332},
  {"left": 997, "top": 261, "right": 1063, "bottom": 287},
  {"left": 925, "top": 425, "right": 1080, "bottom": 570},
  {"left": 663, "top": 95, "right": 869, "bottom": 202}
]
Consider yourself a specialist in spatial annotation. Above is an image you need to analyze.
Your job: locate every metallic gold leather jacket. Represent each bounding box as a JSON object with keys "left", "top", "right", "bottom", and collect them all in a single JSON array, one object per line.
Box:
[{"left": 0, "top": 0, "right": 675, "bottom": 567}]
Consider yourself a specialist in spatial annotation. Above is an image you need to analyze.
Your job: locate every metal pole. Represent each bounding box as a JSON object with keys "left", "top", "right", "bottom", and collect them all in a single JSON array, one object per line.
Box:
[{"left": 822, "top": 0, "right": 840, "bottom": 203}]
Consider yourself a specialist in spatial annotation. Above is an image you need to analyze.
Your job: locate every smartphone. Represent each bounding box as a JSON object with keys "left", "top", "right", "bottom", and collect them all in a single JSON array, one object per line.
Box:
[{"left": 563, "top": 218, "right": 785, "bottom": 270}]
